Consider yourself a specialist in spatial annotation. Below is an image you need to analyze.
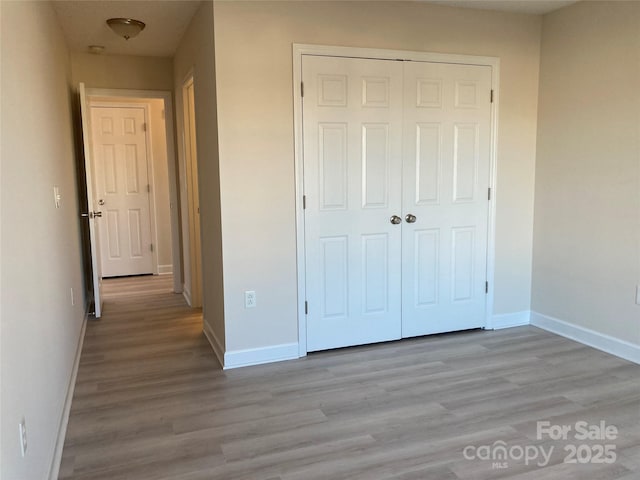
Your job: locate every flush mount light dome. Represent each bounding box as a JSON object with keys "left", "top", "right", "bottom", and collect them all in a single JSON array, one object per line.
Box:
[{"left": 106, "top": 18, "right": 146, "bottom": 40}]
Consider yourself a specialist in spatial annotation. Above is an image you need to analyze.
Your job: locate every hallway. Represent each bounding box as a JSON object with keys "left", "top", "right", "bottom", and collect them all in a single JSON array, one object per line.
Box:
[{"left": 59, "top": 275, "right": 215, "bottom": 478}]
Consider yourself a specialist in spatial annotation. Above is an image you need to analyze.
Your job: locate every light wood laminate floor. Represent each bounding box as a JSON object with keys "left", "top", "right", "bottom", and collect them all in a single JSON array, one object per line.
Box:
[{"left": 59, "top": 275, "right": 640, "bottom": 479}]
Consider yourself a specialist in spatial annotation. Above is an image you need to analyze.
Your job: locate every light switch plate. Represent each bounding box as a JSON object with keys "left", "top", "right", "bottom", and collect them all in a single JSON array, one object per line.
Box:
[
  {"left": 19, "top": 418, "right": 27, "bottom": 457},
  {"left": 53, "top": 186, "right": 61, "bottom": 208}
]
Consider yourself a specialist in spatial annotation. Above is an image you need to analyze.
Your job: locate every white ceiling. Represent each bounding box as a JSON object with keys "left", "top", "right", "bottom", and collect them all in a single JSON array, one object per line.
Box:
[
  {"left": 52, "top": 0, "right": 579, "bottom": 58},
  {"left": 52, "top": 1, "right": 202, "bottom": 57},
  {"left": 423, "top": 0, "right": 579, "bottom": 15}
]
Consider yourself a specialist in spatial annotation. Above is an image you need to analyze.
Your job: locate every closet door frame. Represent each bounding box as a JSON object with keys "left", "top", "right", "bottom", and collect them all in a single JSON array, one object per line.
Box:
[{"left": 293, "top": 44, "right": 500, "bottom": 357}]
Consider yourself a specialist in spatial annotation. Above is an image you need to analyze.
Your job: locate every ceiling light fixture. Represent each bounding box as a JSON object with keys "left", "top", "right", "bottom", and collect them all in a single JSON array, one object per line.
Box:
[{"left": 106, "top": 18, "right": 146, "bottom": 40}]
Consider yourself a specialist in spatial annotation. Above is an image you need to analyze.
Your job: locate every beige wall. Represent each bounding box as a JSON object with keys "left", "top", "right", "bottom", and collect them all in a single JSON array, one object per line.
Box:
[
  {"left": 70, "top": 53, "right": 174, "bottom": 91},
  {"left": 174, "top": 1, "right": 225, "bottom": 349},
  {"left": 532, "top": 1, "right": 640, "bottom": 344},
  {"left": 1, "top": 2, "right": 86, "bottom": 479},
  {"left": 213, "top": 0, "right": 542, "bottom": 352}
]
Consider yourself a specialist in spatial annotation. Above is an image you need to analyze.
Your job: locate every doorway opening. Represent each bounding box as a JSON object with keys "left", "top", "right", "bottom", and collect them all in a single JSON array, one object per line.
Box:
[
  {"left": 89, "top": 100, "right": 164, "bottom": 277},
  {"left": 180, "top": 73, "right": 203, "bottom": 308},
  {"left": 79, "top": 86, "right": 182, "bottom": 317}
]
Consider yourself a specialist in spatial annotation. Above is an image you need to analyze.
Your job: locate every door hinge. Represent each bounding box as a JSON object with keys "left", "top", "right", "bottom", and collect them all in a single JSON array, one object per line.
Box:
[
  {"left": 150, "top": 243, "right": 154, "bottom": 252},
  {"left": 147, "top": 184, "right": 151, "bottom": 193},
  {"left": 142, "top": 122, "right": 147, "bottom": 132},
  {"left": 490, "top": 90, "right": 494, "bottom": 103},
  {"left": 305, "top": 301, "right": 308, "bottom": 314},
  {"left": 485, "top": 281, "right": 489, "bottom": 294},
  {"left": 303, "top": 195, "right": 306, "bottom": 209},
  {"left": 488, "top": 187, "right": 491, "bottom": 201},
  {"left": 301, "top": 81, "right": 304, "bottom": 98}
]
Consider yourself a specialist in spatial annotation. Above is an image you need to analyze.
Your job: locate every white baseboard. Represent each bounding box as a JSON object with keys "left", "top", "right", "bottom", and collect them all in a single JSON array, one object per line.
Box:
[
  {"left": 202, "top": 320, "right": 225, "bottom": 368},
  {"left": 48, "top": 310, "right": 87, "bottom": 480},
  {"left": 157, "top": 264, "right": 173, "bottom": 275},
  {"left": 224, "top": 342, "right": 299, "bottom": 369},
  {"left": 531, "top": 311, "right": 640, "bottom": 365},
  {"left": 202, "top": 319, "right": 298, "bottom": 370},
  {"left": 490, "top": 310, "right": 531, "bottom": 330}
]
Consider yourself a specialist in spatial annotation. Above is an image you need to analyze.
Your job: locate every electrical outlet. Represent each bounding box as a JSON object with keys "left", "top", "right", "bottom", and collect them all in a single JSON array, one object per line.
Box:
[
  {"left": 245, "top": 290, "right": 256, "bottom": 308},
  {"left": 19, "top": 418, "right": 27, "bottom": 457}
]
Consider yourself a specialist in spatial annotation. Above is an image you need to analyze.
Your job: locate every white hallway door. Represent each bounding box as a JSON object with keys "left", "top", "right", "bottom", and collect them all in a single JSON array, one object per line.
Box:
[
  {"left": 302, "top": 55, "right": 492, "bottom": 352},
  {"left": 91, "top": 106, "right": 154, "bottom": 277}
]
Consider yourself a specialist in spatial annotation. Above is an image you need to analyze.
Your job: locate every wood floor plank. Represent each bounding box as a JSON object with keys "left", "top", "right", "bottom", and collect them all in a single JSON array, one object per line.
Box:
[{"left": 59, "top": 275, "right": 640, "bottom": 479}]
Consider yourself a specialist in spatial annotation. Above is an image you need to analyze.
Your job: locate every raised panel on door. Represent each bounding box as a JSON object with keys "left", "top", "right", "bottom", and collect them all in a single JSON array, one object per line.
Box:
[
  {"left": 303, "top": 55, "right": 403, "bottom": 352},
  {"left": 401, "top": 62, "right": 492, "bottom": 338},
  {"left": 361, "top": 233, "right": 389, "bottom": 314},
  {"left": 320, "top": 236, "right": 348, "bottom": 319},
  {"left": 415, "top": 123, "right": 441, "bottom": 205},
  {"left": 413, "top": 228, "right": 439, "bottom": 307},
  {"left": 451, "top": 226, "right": 475, "bottom": 302},
  {"left": 453, "top": 123, "right": 479, "bottom": 202},
  {"left": 91, "top": 106, "right": 154, "bottom": 277},
  {"left": 362, "top": 124, "right": 390, "bottom": 208},
  {"left": 125, "top": 144, "right": 141, "bottom": 194},
  {"left": 128, "top": 209, "right": 144, "bottom": 258},
  {"left": 318, "top": 123, "right": 348, "bottom": 210},
  {"left": 105, "top": 210, "right": 121, "bottom": 259}
]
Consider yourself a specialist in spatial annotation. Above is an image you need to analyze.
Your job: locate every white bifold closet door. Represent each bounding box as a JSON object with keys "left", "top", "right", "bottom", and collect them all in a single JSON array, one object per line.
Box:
[{"left": 302, "top": 54, "right": 492, "bottom": 352}]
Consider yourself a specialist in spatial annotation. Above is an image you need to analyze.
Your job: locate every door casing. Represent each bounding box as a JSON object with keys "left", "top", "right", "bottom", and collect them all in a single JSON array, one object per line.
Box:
[
  {"left": 85, "top": 88, "right": 182, "bottom": 294},
  {"left": 180, "top": 73, "right": 204, "bottom": 308},
  {"left": 293, "top": 44, "right": 500, "bottom": 356}
]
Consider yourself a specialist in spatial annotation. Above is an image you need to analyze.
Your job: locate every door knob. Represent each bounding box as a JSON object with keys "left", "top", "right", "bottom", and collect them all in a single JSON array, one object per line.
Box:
[
  {"left": 390, "top": 215, "right": 402, "bottom": 225},
  {"left": 81, "top": 211, "right": 102, "bottom": 218},
  {"left": 98, "top": 199, "right": 105, "bottom": 206},
  {"left": 405, "top": 214, "right": 417, "bottom": 223}
]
